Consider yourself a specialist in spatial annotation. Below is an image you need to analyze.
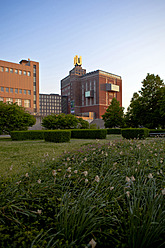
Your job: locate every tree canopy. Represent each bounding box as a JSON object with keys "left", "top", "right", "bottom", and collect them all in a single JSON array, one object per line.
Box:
[
  {"left": 0, "top": 102, "right": 36, "bottom": 134},
  {"left": 125, "top": 74, "right": 165, "bottom": 128},
  {"left": 41, "top": 113, "right": 89, "bottom": 130},
  {"left": 102, "top": 98, "right": 124, "bottom": 128}
]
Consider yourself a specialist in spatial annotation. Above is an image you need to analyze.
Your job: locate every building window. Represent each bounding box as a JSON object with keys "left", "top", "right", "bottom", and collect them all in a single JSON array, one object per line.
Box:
[
  {"left": 24, "top": 99, "right": 30, "bottom": 108},
  {"left": 33, "top": 65, "right": 36, "bottom": 73},
  {"left": 15, "top": 88, "right": 18, "bottom": 93},
  {"left": 28, "top": 90, "right": 31, "bottom": 95},
  {"left": 15, "top": 99, "right": 22, "bottom": 106},
  {"left": 0, "top": 97, "right": 3, "bottom": 101},
  {"left": 5, "top": 68, "right": 9, "bottom": 72},
  {"left": 19, "top": 70, "right": 22, "bottom": 75},
  {"left": 23, "top": 71, "right": 26, "bottom": 75},
  {"left": 33, "top": 77, "right": 36, "bottom": 82},
  {"left": 27, "top": 71, "right": 31, "bottom": 76},
  {"left": 24, "top": 90, "right": 26, "bottom": 95},
  {"left": 6, "top": 98, "right": 13, "bottom": 103},
  {"left": 1, "top": 87, "right": 4, "bottom": 92},
  {"left": 10, "top": 88, "right": 13, "bottom": 93},
  {"left": 15, "top": 69, "right": 18, "bottom": 74},
  {"left": 34, "top": 95, "right": 36, "bottom": 100},
  {"left": 1, "top": 67, "right": 4, "bottom": 72},
  {"left": 19, "top": 89, "right": 22, "bottom": 94},
  {"left": 6, "top": 87, "right": 9, "bottom": 93},
  {"left": 10, "top": 68, "right": 13, "bottom": 73},
  {"left": 33, "top": 86, "right": 36, "bottom": 91}
]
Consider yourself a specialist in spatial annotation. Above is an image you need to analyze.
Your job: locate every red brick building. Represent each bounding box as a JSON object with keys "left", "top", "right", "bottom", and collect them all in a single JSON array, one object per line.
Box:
[
  {"left": 61, "top": 57, "right": 122, "bottom": 119},
  {"left": 0, "top": 59, "right": 39, "bottom": 114}
]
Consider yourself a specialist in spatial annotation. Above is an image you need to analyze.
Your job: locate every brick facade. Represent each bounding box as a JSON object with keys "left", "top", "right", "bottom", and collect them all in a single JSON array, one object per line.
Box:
[{"left": 61, "top": 63, "right": 122, "bottom": 119}]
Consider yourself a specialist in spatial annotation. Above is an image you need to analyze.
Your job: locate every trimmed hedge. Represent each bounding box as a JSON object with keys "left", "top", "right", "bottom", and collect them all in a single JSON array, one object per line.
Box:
[
  {"left": 10, "top": 131, "right": 45, "bottom": 141},
  {"left": 44, "top": 130, "right": 71, "bottom": 143},
  {"left": 149, "top": 129, "right": 165, "bottom": 133},
  {"left": 71, "top": 129, "right": 107, "bottom": 139},
  {"left": 107, "top": 128, "right": 121, "bottom": 134},
  {"left": 121, "top": 128, "right": 149, "bottom": 139}
]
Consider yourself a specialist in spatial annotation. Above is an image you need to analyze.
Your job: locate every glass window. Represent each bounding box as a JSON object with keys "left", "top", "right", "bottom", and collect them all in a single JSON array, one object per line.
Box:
[
  {"left": 0, "top": 97, "right": 3, "bottom": 101},
  {"left": 15, "top": 99, "right": 22, "bottom": 106},
  {"left": 28, "top": 90, "right": 31, "bottom": 95},
  {"left": 5, "top": 68, "right": 9, "bottom": 72},
  {"left": 19, "top": 89, "right": 22, "bottom": 94},
  {"left": 10, "top": 88, "right": 13, "bottom": 93},
  {"left": 33, "top": 104, "right": 36, "bottom": 108},
  {"left": 33, "top": 77, "right": 36, "bottom": 82},
  {"left": 24, "top": 90, "right": 26, "bottom": 94},
  {"left": 33, "top": 65, "right": 36, "bottom": 73},
  {"left": 23, "top": 71, "right": 26, "bottom": 75},
  {"left": 24, "top": 99, "right": 30, "bottom": 108},
  {"left": 1, "top": 87, "right": 4, "bottom": 92},
  {"left": 10, "top": 68, "right": 13, "bottom": 73},
  {"left": 15, "top": 69, "right": 18, "bottom": 74},
  {"left": 34, "top": 95, "right": 36, "bottom": 100},
  {"left": 27, "top": 71, "right": 31, "bottom": 76},
  {"left": 15, "top": 88, "right": 18, "bottom": 93},
  {"left": 19, "top": 70, "right": 22, "bottom": 75},
  {"left": 6, "top": 87, "right": 9, "bottom": 93},
  {"left": 6, "top": 98, "right": 13, "bottom": 103},
  {"left": 1, "top": 67, "right": 4, "bottom": 72},
  {"left": 33, "top": 86, "right": 36, "bottom": 91}
]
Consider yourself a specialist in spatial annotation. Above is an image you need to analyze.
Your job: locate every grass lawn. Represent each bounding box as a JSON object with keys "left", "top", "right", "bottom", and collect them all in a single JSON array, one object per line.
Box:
[{"left": 0, "top": 135, "right": 122, "bottom": 178}]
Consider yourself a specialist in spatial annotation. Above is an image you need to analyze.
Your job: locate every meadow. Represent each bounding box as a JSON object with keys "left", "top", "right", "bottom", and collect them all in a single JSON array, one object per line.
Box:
[{"left": 0, "top": 136, "right": 165, "bottom": 247}]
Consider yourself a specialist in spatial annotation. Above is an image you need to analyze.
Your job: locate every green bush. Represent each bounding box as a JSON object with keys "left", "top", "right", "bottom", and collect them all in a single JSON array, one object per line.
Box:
[
  {"left": 0, "top": 129, "right": 2, "bottom": 135},
  {"left": 107, "top": 128, "right": 121, "bottom": 134},
  {"left": 121, "top": 128, "right": 149, "bottom": 139},
  {"left": 149, "top": 129, "right": 165, "bottom": 133},
  {"left": 44, "top": 130, "right": 71, "bottom": 143},
  {"left": 71, "top": 129, "right": 107, "bottom": 139},
  {"left": 10, "top": 131, "right": 45, "bottom": 141},
  {"left": 89, "top": 123, "right": 98, "bottom": 129}
]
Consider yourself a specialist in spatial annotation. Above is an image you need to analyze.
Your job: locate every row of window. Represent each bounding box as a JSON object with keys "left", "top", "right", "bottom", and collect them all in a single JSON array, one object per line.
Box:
[
  {"left": 0, "top": 67, "right": 31, "bottom": 76},
  {"left": 39, "top": 95, "right": 61, "bottom": 99},
  {"left": 0, "top": 86, "right": 31, "bottom": 95},
  {"left": 0, "top": 97, "right": 31, "bottom": 108},
  {"left": 40, "top": 106, "right": 61, "bottom": 110}
]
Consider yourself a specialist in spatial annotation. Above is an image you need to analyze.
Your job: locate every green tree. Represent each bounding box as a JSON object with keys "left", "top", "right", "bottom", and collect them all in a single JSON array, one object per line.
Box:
[
  {"left": 125, "top": 74, "right": 165, "bottom": 128},
  {"left": 77, "top": 118, "right": 89, "bottom": 129},
  {"left": 102, "top": 98, "right": 124, "bottom": 128},
  {"left": 42, "top": 113, "right": 79, "bottom": 129},
  {"left": 0, "top": 102, "right": 36, "bottom": 134}
]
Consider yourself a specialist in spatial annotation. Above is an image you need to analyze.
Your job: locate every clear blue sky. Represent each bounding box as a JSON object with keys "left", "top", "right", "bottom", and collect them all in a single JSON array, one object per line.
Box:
[{"left": 1, "top": 0, "right": 165, "bottom": 111}]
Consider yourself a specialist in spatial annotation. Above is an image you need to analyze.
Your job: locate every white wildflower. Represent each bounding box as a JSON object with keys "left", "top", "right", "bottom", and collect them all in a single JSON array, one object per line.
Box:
[
  {"left": 25, "top": 173, "right": 29, "bottom": 177},
  {"left": 57, "top": 169, "right": 61, "bottom": 172},
  {"left": 126, "top": 176, "right": 131, "bottom": 182},
  {"left": 68, "top": 174, "right": 71, "bottom": 178},
  {"left": 162, "top": 188, "right": 165, "bottom": 195},
  {"left": 52, "top": 170, "right": 57, "bottom": 176},
  {"left": 148, "top": 173, "right": 153, "bottom": 179},
  {"left": 83, "top": 171, "right": 88, "bottom": 176},
  {"left": 84, "top": 157, "right": 87, "bottom": 162},
  {"left": 105, "top": 152, "right": 108, "bottom": 156},
  {"left": 16, "top": 181, "right": 21, "bottom": 185},
  {"left": 137, "top": 161, "right": 140, "bottom": 165},
  {"left": 94, "top": 175, "right": 100, "bottom": 182},
  {"left": 37, "top": 209, "right": 42, "bottom": 214},
  {"left": 37, "top": 179, "right": 41, "bottom": 184},
  {"left": 74, "top": 170, "right": 78, "bottom": 174},
  {"left": 110, "top": 187, "right": 114, "bottom": 191},
  {"left": 85, "top": 178, "right": 88, "bottom": 183},
  {"left": 131, "top": 175, "right": 135, "bottom": 181},
  {"left": 10, "top": 165, "right": 13, "bottom": 170},
  {"left": 89, "top": 238, "right": 97, "bottom": 248},
  {"left": 126, "top": 191, "right": 130, "bottom": 197},
  {"left": 67, "top": 167, "right": 71, "bottom": 173},
  {"left": 66, "top": 157, "right": 70, "bottom": 161}
]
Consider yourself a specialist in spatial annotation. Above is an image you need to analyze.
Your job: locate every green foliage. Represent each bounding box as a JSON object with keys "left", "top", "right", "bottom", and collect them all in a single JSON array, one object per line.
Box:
[
  {"left": 149, "top": 129, "right": 165, "bottom": 133},
  {"left": 121, "top": 128, "right": 149, "bottom": 139},
  {"left": 102, "top": 98, "right": 124, "bottom": 128},
  {"left": 44, "top": 130, "right": 71, "bottom": 143},
  {"left": 0, "top": 102, "right": 36, "bottom": 134},
  {"left": 125, "top": 74, "right": 165, "bottom": 128},
  {"left": 71, "top": 129, "right": 107, "bottom": 139},
  {"left": 89, "top": 123, "right": 98, "bottom": 129},
  {"left": 107, "top": 128, "right": 121, "bottom": 134},
  {"left": 77, "top": 118, "right": 89, "bottom": 129},
  {"left": 0, "top": 139, "right": 165, "bottom": 247},
  {"left": 42, "top": 114, "right": 79, "bottom": 129},
  {"left": 10, "top": 131, "right": 45, "bottom": 141}
]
